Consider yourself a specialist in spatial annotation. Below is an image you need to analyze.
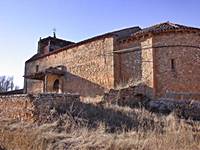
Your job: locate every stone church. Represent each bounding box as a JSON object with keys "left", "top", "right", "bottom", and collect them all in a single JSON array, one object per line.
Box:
[{"left": 24, "top": 22, "right": 200, "bottom": 99}]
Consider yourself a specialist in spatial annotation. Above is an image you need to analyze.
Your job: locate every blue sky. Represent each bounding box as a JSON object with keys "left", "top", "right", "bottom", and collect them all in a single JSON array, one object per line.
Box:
[{"left": 0, "top": 0, "right": 200, "bottom": 88}]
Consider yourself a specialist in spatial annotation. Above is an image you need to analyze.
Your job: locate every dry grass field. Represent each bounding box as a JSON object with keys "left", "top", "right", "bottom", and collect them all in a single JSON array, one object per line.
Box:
[{"left": 0, "top": 100, "right": 200, "bottom": 150}]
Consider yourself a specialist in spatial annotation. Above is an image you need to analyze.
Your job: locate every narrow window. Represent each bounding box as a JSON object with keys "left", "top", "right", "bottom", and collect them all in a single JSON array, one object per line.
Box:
[
  {"left": 171, "top": 59, "right": 175, "bottom": 71},
  {"left": 36, "top": 65, "right": 39, "bottom": 72}
]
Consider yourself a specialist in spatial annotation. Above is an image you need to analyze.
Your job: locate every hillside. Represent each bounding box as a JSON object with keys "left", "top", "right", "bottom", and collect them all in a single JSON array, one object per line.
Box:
[{"left": 0, "top": 99, "right": 200, "bottom": 150}]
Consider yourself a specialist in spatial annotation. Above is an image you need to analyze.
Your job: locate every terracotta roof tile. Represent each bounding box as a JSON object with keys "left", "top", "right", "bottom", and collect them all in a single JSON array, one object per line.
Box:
[{"left": 134, "top": 22, "right": 200, "bottom": 37}]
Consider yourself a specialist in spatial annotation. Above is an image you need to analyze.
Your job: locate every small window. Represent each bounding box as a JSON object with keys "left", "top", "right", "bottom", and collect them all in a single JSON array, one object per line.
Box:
[
  {"left": 171, "top": 59, "right": 175, "bottom": 71},
  {"left": 36, "top": 65, "right": 39, "bottom": 72}
]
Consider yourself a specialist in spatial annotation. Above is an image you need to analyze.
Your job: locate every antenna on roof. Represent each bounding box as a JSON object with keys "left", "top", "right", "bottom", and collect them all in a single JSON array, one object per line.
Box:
[{"left": 53, "top": 28, "right": 56, "bottom": 38}]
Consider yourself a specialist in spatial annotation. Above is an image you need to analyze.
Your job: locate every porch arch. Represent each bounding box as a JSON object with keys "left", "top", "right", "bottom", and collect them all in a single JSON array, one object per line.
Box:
[{"left": 53, "top": 79, "right": 60, "bottom": 93}]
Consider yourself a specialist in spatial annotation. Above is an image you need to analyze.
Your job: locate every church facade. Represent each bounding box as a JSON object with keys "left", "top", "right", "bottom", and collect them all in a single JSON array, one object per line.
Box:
[{"left": 24, "top": 22, "right": 200, "bottom": 99}]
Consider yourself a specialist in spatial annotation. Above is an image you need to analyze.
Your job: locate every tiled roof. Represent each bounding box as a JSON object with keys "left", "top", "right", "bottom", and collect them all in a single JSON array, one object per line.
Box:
[
  {"left": 134, "top": 22, "right": 200, "bottom": 37},
  {"left": 26, "top": 22, "right": 200, "bottom": 63},
  {"left": 24, "top": 67, "right": 65, "bottom": 80},
  {"left": 0, "top": 89, "right": 24, "bottom": 95},
  {"left": 26, "top": 27, "right": 140, "bottom": 63},
  {"left": 39, "top": 36, "right": 75, "bottom": 44}
]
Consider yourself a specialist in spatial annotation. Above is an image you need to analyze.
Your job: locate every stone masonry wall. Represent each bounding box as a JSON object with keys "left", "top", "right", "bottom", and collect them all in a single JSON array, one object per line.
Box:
[
  {"left": 114, "top": 31, "right": 200, "bottom": 99},
  {"left": 153, "top": 32, "right": 200, "bottom": 98},
  {"left": 0, "top": 94, "right": 34, "bottom": 122},
  {"left": 0, "top": 93, "right": 80, "bottom": 123},
  {"left": 114, "top": 37, "right": 154, "bottom": 97},
  {"left": 25, "top": 37, "right": 114, "bottom": 98},
  {"left": 140, "top": 37, "right": 154, "bottom": 91},
  {"left": 114, "top": 39, "right": 141, "bottom": 86},
  {"left": 26, "top": 80, "right": 43, "bottom": 94}
]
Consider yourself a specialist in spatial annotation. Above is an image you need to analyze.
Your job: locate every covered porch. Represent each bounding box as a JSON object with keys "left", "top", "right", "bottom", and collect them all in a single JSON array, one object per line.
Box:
[{"left": 24, "top": 67, "right": 65, "bottom": 93}]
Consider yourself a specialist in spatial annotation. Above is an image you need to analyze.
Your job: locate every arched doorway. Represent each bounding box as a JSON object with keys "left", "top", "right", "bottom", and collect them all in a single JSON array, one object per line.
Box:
[{"left": 53, "top": 79, "right": 60, "bottom": 93}]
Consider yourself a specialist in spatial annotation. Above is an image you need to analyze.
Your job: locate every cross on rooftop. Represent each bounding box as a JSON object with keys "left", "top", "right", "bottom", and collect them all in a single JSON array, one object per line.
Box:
[{"left": 53, "top": 28, "right": 56, "bottom": 38}]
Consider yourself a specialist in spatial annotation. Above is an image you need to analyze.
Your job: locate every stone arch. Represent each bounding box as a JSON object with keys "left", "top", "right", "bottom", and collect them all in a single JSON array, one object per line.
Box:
[{"left": 53, "top": 79, "right": 60, "bottom": 93}]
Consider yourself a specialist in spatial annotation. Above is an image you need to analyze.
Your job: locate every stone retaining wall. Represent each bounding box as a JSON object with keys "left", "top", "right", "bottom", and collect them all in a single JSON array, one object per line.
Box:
[
  {"left": 164, "top": 92, "right": 200, "bottom": 101},
  {"left": 102, "top": 86, "right": 200, "bottom": 120},
  {"left": 0, "top": 93, "right": 80, "bottom": 123},
  {"left": 103, "top": 85, "right": 150, "bottom": 107}
]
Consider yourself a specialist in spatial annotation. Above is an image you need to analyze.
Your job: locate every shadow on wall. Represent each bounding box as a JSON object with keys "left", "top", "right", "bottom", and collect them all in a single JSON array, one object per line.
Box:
[
  {"left": 114, "top": 42, "right": 142, "bottom": 88},
  {"left": 63, "top": 72, "right": 106, "bottom": 98}
]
